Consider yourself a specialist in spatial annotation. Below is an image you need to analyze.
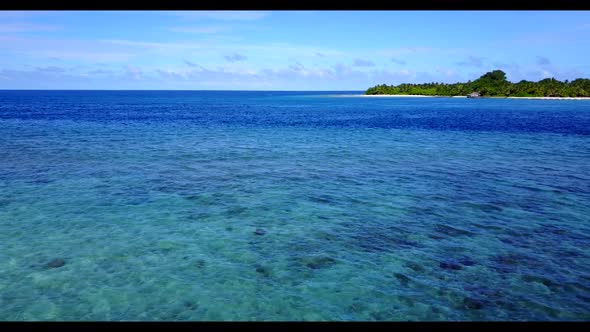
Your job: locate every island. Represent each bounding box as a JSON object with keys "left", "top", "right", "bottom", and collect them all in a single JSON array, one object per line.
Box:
[{"left": 365, "top": 70, "right": 590, "bottom": 98}]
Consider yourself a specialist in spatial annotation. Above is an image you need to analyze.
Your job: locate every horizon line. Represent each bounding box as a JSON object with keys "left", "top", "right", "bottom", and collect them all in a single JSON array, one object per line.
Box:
[{"left": 0, "top": 89, "right": 366, "bottom": 92}]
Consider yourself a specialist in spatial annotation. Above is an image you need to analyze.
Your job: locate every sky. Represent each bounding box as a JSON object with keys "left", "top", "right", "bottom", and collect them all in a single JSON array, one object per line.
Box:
[{"left": 0, "top": 10, "right": 589, "bottom": 90}]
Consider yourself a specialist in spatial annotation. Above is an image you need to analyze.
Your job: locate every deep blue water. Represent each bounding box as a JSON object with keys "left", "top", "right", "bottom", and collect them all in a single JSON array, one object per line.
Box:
[{"left": 1, "top": 90, "right": 589, "bottom": 321}]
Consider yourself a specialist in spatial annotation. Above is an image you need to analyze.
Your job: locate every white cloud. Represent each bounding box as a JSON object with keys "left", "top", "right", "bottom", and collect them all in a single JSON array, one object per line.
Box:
[
  {"left": 390, "top": 58, "right": 406, "bottom": 65},
  {"left": 99, "top": 39, "right": 344, "bottom": 60},
  {"left": 87, "top": 69, "right": 113, "bottom": 75},
  {"left": 352, "top": 59, "right": 375, "bottom": 67},
  {"left": 434, "top": 67, "right": 463, "bottom": 82},
  {"left": 2, "top": 62, "right": 543, "bottom": 90},
  {"left": 0, "top": 35, "right": 136, "bottom": 62},
  {"left": 376, "top": 47, "right": 434, "bottom": 56},
  {"left": 456, "top": 56, "right": 485, "bottom": 68},
  {"left": 156, "top": 69, "right": 185, "bottom": 80},
  {"left": 100, "top": 39, "right": 199, "bottom": 52},
  {"left": 126, "top": 65, "right": 142, "bottom": 80},
  {"left": 520, "top": 66, "right": 587, "bottom": 82},
  {"left": 0, "top": 11, "right": 55, "bottom": 20},
  {"left": 224, "top": 53, "right": 247, "bottom": 62},
  {"left": 183, "top": 60, "right": 200, "bottom": 68},
  {"left": 536, "top": 56, "right": 551, "bottom": 66},
  {"left": 167, "top": 11, "right": 271, "bottom": 21},
  {"left": 167, "top": 25, "right": 231, "bottom": 34},
  {"left": 508, "top": 32, "right": 582, "bottom": 46},
  {"left": 35, "top": 66, "right": 65, "bottom": 73},
  {"left": 541, "top": 70, "right": 553, "bottom": 78},
  {"left": 0, "top": 22, "right": 60, "bottom": 33}
]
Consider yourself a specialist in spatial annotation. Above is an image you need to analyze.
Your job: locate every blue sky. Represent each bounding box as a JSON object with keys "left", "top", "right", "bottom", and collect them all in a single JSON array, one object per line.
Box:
[{"left": 0, "top": 10, "right": 588, "bottom": 90}]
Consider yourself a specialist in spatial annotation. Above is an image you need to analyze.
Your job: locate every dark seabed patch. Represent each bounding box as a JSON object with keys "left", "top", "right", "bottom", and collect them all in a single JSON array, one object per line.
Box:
[
  {"left": 46, "top": 258, "right": 66, "bottom": 269},
  {"left": 301, "top": 256, "right": 337, "bottom": 270}
]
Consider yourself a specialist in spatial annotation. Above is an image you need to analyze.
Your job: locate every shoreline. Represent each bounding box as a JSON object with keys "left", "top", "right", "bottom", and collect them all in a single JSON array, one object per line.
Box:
[
  {"left": 504, "top": 96, "right": 590, "bottom": 100},
  {"left": 334, "top": 94, "right": 462, "bottom": 98},
  {"left": 359, "top": 94, "right": 457, "bottom": 98},
  {"left": 358, "top": 94, "right": 590, "bottom": 100}
]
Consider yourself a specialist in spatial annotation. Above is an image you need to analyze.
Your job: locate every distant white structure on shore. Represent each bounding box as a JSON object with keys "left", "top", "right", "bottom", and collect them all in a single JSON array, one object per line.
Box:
[{"left": 467, "top": 92, "right": 481, "bottom": 98}]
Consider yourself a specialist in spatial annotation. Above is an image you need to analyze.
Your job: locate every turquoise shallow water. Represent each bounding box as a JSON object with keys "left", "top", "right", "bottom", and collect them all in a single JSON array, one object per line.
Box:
[{"left": 1, "top": 91, "right": 590, "bottom": 320}]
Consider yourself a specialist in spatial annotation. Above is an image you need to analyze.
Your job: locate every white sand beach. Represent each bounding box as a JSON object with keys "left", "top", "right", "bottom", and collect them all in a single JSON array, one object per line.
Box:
[
  {"left": 357, "top": 94, "right": 590, "bottom": 100},
  {"left": 334, "top": 94, "right": 465, "bottom": 98},
  {"left": 505, "top": 96, "right": 590, "bottom": 100},
  {"left": 359, "top": 94, "right": 436, "bottom": 98}
]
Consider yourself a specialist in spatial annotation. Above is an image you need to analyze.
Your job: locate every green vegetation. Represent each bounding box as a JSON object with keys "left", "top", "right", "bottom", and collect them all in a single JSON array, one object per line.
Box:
[{"left": 365, "top": 70, "right": 590, "bottom": 97}]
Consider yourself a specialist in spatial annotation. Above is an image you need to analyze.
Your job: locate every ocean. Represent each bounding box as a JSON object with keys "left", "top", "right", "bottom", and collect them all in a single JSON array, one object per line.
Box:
[{"left": 0, "top": 90, "right": 589, "bottom": 320}]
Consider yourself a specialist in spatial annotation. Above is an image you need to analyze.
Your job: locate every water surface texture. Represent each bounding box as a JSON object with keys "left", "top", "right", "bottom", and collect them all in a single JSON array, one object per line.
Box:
[{"left": 1, "top": 91, "right": 590, "bottom": 321}]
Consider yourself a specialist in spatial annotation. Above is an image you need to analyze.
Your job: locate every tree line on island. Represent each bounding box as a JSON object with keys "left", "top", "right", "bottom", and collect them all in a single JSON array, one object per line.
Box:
[{"left": 365, "top": 70, "right": 590, "bottom": 97}]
